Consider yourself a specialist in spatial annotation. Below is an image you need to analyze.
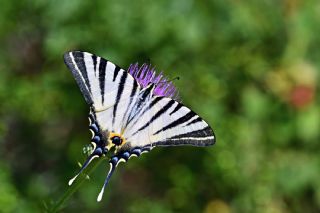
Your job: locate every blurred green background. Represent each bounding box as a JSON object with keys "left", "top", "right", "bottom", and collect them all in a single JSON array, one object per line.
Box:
[{"left": 0, "top": 0, "right": 319, "bottom": 212}]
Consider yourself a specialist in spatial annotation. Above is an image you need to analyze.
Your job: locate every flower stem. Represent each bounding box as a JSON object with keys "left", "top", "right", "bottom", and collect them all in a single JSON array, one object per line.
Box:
[{"left": 47, "top": 157, "right": 105, "bottom": 213}]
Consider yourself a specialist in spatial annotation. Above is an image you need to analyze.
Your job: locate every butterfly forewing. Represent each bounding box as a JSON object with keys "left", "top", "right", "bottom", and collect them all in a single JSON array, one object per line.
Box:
[
  {"left": 64, "top": 51, "right": 141, "bottom": 112},
  {"left": 134, "top": 96, "right": 215, "bottom": 147}
]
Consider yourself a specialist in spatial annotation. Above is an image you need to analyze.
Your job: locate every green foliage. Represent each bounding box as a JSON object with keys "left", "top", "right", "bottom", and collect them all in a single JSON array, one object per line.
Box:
[{"left": 0, "top": 0, "right": 319, "bottom": 212}]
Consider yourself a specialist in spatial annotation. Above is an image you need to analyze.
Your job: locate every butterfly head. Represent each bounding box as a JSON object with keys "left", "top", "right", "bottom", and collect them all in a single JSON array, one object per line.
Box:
[
  {"left": 106, "top": 132, "right": 126, "bottom": 151},
  {"left": 110, "top": 132, "right": 125, "bottom": 145}
]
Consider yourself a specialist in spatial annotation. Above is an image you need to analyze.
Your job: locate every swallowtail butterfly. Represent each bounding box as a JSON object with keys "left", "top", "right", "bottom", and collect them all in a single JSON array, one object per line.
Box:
[{"left": 64, "top": 51, "right": 216, "bottom": 201}]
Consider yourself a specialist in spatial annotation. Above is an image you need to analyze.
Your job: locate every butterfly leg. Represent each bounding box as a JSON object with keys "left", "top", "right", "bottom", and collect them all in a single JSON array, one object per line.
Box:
[{"left": 96, "top": 145, "right": 153, "bottom": 202}]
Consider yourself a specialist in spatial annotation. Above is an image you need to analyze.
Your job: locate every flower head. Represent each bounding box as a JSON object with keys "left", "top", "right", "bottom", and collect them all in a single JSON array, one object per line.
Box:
[{"left": 128, "top": 63, "right": 178, "bottom": 100}]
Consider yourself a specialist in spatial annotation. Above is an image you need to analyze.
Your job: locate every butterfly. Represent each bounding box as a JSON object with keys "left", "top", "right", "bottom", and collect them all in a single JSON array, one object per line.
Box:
[{"left": 64, "top": 51, "right": 216, "bottom": 201}]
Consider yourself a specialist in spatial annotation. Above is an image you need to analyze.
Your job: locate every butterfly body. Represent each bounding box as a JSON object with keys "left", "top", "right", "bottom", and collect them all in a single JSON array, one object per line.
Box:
[{"left": 64, "top": 51, "right": 215, "bottom": 201}]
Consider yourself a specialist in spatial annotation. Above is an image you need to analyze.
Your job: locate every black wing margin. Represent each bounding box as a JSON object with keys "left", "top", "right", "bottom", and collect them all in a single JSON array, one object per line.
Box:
[{"left": 64, "top": 51, "right": 95, "bottom": 105}]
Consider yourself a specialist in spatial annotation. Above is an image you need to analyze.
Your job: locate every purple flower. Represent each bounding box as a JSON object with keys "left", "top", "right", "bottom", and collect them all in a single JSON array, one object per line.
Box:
[{"left": 128, "top": 63, "right": 178, "bottom": 100}]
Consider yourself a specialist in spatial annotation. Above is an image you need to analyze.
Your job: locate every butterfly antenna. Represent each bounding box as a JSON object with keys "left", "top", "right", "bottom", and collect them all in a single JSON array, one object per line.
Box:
[
  {"left": 68, "top": 154, "right": 99, "bottom": 186},
  {"left": 157, "top": 76, "right": 180, "bottom": 85},
  {"left": 97, "top": 162, "right": 116, "bottom": 202}
]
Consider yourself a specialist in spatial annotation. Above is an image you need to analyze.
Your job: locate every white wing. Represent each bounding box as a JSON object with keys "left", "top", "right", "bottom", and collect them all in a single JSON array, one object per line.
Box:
[
  {"left": 64, "top": 51, "right": 140, "bottom": 131},
  {"left": 124, "top": 96, "right": 215, "bottom": 148}
]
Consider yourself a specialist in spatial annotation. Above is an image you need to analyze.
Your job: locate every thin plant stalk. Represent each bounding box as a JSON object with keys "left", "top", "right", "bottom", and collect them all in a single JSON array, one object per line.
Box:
[{"left": 47, "top": 156, "right": 105, "bottom": 213}]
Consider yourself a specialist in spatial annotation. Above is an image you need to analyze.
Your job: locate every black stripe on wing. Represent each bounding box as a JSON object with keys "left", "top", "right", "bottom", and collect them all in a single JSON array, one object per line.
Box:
[
  {"left": 185, "top": 117, "right": 203, "bottom": 126},
  {"left": 64, "top": 52, "right": 93, "bottom": 105},
  {"left": 125, "top": 84, "right": 154, "bottom": 127},
  {"left": 113, "top": 66, "right": 120, "bottom": 82},
  {"left": 133, "top": 94, "right": 163, "bottom": 121},
  {"left": 112, "top": 71, "right": 128, "bottom": 124},
  {"left": 170, "top": 126, "right": 213, "bottom": 139},
  {"left": 170, "top": 103, "right": 183, "bottom": 115},
  {"left": 98, "top": 58, "right": 107, "bottom": 104},
  {"left": 153, "top": 111, "right": 197, "bottom": 135},
  {"left": 128, "top": 96, "right": 163, "bottom": 133},
  {"left": 153, "top": 138, "right": 214, "bottom": 147},
  {"left": 132, "top": 99, "right": 175, "bottom": 136},
  {"left": 121, "top": 80, "right": 140, "bottom": 126},
  {"left": 133, "top": 99, "right": 176, "bottom": 135},
  {"left": 92, "top": 55, "right": 97, "bottom": 76},
  {"left": 153, "top": 126, "right": 215, "bottom": 147}
]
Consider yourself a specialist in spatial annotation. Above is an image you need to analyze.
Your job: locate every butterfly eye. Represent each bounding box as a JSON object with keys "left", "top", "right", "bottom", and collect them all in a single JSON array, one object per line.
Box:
[{"left": 111, "top": 136, "right": 122, "bottom": 146}]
